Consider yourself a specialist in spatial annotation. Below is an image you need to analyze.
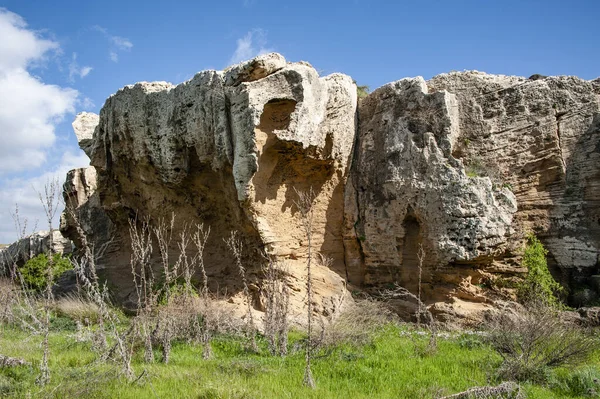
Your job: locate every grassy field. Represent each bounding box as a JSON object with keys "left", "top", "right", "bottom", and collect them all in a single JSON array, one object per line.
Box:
[{"left": 1, "top": 320, "right": 599, "bottom": 399}]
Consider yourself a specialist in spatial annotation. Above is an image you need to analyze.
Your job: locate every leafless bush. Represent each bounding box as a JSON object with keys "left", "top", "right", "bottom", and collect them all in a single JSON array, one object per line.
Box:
[
  {"left": 262, "top": 255, "right": 290, "bottom": 356},
  {"left": 487, "top": 303, "right": 597, "bottom": 382},
  {"left": 294, "top": 187, "right": 316, "bottom": 389},
  {"left": 129, "top": 216, "right": 156, "bottom": 363},
  {"left": 0, "top": 278, "right": 18, "bottom": 324},
  {"left": 378, "top": 283, "right": 438, "bottom": 356},
  {"left": 67, "top": 199, "right": 133, "bottom": 379},
  {"left": 321, "top": 298, "right": 395, "bottom": 347},
  {"left": 73, "top": 252, "right": 134, "bottom": 379},
  {"left": 191, "top": 223, "right": 212, "bottom": 358},
  {"left": 417, "top": 244, "right": 425, "bottom": 328},
  {"left": 129, "top": 216, "right": 220, "bottom": 362},
  {"left": 152, "top": 214, "right": 178, "bottom": 364},
  {"left": 225, "top": 231, "right": 258, "bottom": 353},
  {"left": 35, "top": 178, "right": 61, "bottom": 387}
]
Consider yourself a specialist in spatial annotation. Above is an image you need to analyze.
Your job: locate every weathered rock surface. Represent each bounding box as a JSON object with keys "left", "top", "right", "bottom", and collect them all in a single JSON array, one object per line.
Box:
[
  {"left": 72, "top": 112, "right": 99, "bottom": 158},
  {"left": 0, "top": 354, "right": 30, "bottom": 368},
  {"left": 0, "top": 230, "right": 72, "bottom": 274},
  {"left": 428, "top": 72, "right": 600, "bottom": 298},
  {"left": 55, "top": 53, "right": 599, "bottom": 322},
  {"left": 63, "top": 54, "right": 356, "bottom": 315},
  {"left": 344, "top": 77, "right": 517, "bottom": 303}
]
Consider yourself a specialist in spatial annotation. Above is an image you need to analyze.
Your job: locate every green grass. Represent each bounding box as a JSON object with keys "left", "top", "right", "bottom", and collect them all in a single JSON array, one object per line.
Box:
[{"left": 1, "top": 323, "right": 599, "bottom": 398}]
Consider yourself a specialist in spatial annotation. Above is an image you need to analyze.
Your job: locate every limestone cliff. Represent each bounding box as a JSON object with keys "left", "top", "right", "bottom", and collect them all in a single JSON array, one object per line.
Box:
[
  {"left": 427, "top": 72, "right": 600, "bottom": 296},
  {"left": 62, "top": 54, "right": 356, "bottom": 314},
  {"left": 59, "top": 53, "right": 599, "bottom": 321},
  {"left": 344, "top": 78, "right": 517, "bottom": 301}
]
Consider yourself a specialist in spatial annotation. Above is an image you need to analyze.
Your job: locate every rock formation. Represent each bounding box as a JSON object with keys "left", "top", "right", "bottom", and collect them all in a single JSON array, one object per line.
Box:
[
  {"left": 0, "top": 230, "right": 72, "bottom": 274},
  {"left": 428, "top": 72, "right": 600, "bottom": 293},
  {"left": 56, "top": 53, "right": 599, "bottom": 322},
  {"left": 62, "top": 54, "right": 356, "bottom": 314},
  {"left": 344, "top": 78, "right": 517, "bottom": 299}
]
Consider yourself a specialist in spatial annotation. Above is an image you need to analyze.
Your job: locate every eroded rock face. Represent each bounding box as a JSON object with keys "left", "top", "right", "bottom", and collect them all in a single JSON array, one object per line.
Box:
[
  {"left": 428, "top": 72, "right": 600, "bottom": 295},
  {"left": 344, "top": 77, "right": 517, "bottom": 301},
  {"left": 63, "top": 54, "right": 356, "bottom": 314},
  {"left": 72, "top": 112, "right": 99, "bottom": 157},
  {"left": 60, "top": 53, "right": 599, "bottom": 322}
]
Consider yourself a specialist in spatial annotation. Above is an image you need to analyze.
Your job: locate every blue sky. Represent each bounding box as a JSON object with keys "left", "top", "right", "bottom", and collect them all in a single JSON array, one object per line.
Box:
[{"left": 0, "top": 0, "right": 598, "bottom": 243}]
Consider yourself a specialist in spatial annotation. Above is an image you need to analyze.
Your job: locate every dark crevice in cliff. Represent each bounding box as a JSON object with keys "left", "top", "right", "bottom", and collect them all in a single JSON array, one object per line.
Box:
[
  {"left": 344, "top": 106, "right": 367, "bottom": 286},
  {"left": 555, "top": 111, "right": 567, "bottom": 174}
]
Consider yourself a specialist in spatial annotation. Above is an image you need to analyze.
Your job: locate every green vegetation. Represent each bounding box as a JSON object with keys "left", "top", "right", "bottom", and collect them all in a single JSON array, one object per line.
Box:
[
  {"left": 518, "top": 234, "right": 564, "bottom": 308},
  {"left": 20, "top": 253, "right": 72, "bottom": 291},
  {"left": 1, "top": 319, "right": 600, "bottom": 398},
  {"left": 353, "top": 80, "right": 370, "bottom": 99}
]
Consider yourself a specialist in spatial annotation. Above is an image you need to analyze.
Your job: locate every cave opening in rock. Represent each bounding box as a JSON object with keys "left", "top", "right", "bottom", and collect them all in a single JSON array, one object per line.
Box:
[
  {"left": 258, "top": 99, "right": 297, "bottom": 134},
  {"left": 400, "top": 208, "right": 423, "bottom": 292}
]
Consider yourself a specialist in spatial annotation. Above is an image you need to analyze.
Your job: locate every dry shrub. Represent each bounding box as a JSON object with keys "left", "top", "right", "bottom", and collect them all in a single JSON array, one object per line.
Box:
[
  {"left": 487, "top": 303, "right": 597, "bottom": 383},
  {"left": 43, "top": 368, "right": 118, "bottom": 398},
  {"left": 0, "top": 278, "right": 18, "bottom": 324},
  {"left": 262, "top": 256, "right": 290, "bottom": 356},
  {"left": 321, "top": 298, "right": 395, "bottom": 347},
  {"left": 152, "top": 293, "right": 244, "bottom": 344},
  {"left": 54, "top": 295, "right": 101, "bottom": 324}
]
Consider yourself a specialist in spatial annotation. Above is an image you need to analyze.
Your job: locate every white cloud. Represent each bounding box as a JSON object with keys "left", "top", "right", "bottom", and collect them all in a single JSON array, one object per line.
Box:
[
  {"left": 229, "top": 29, "right": 272, "bottom": 65},
  {"left": 80, "top": 66, "right": 93, "bottom": 77},
  {"left": 68, "top": 52, "right": 93, "bottom": 81},
  {"left": 81, "top": 97, "right": 95, "bottom": 109},
  {"left": 0, "top": 9, "right": 79, "bottom": 175},
  {"left": 0, "top": 150, "right": 90, "bottom": 243},
  {"left": 111, "top": 36, "right": 133, "bottom": 51},
  {"left": 93, "top": 25, "right": 133, "bottom": 63},
  {"left": 0, "top": 8, "right": 59, "bottom": 71}
]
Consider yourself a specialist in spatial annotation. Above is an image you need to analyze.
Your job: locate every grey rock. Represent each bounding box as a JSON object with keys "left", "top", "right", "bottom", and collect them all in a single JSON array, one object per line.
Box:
[
  {"left": 58, "top": 54, "right": 600, "bottom": 323},
  {"left": 344, "top": 77, "right": 517, "bottom": 299},
  {"left": 0, "top": 230, "right": 72, "bottom": 274},
  {"left": 428, "top": 71, "right": 600, "bottom": 288},
  {"left": 72, "top": 112, "right": 99, "bottom": 158},
  {"left": 62, "top": 53, "right": 357, "bottom": 314}
]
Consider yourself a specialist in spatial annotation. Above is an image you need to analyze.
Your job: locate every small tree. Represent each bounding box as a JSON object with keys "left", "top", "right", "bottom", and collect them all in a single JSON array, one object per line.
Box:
[{"left": 518, "top": 234, "right": 563, "bottom": 308}]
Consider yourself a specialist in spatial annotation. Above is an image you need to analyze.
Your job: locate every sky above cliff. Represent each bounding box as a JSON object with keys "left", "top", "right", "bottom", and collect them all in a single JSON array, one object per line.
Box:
[{"left": 0, "top": 0, "right": 599, "bottom": 243}]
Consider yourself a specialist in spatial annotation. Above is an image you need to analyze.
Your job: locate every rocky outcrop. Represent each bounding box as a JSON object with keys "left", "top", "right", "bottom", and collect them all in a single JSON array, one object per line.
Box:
[
  {"left": 428, "top": 72, "right": 600, "bottom": 297},
  {"left": 58, "top": 53, "right": 599, "bottom": 322},
  {"left": 344, "top": 77, "right": 517, "bottom": 302},
  {"left": 62, "top": 54, "right": 356, "bottom": 314},
  {"left": 0, "top": 230, "right": 72, "bottom": 274},
  {"left": 72, "top": 112, "right": 99, "bottom": 157}
]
